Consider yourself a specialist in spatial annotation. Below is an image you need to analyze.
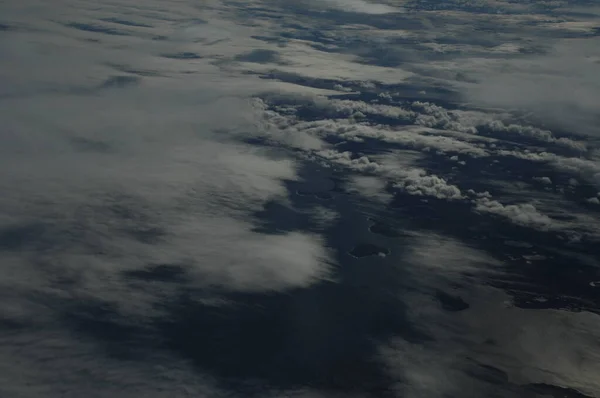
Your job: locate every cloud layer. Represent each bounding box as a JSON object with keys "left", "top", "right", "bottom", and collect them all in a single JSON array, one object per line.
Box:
[{"left": 2, "top": 0, "right": 600, "bottom": 397}]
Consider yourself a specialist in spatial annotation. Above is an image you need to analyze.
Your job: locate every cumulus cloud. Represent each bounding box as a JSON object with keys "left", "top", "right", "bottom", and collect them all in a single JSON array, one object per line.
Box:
[
  {"left": 316, "top": 149, "right": 384, "bottom": 173},
  {"left": 474, "top": 198, "right": 554, "bottom": 230},
  {"left": 479, "top": 120, "right": 587, "bottom": 152},
  {"left": 533, "top": 176, "right": 553, "bottom": 185},
  {"left": 393, "top": 170, "right": 464, "bottom": 200},
  {"left": 315, "top": 147, "right": 466, "bottom": 202},
  {"left": 328, "top": 98, "right": 414, "bottom": 121},
  {"left": 586, "top": 197, "right": 600, "bottom": 205},
  {"left": 290, "top": 117, "right": 489, "bottom": 158},
  {"left": 498, "top": 149, "right": 600, "bottom": 187},
  {"left": 411, "top": 101, "right": 477, "bottom": 134},
  {"left": 405, "top": 102, "right": 588, "bottom": 153},
  {"left": 310, "top": 0, "right": 402, "bottom": 14}
]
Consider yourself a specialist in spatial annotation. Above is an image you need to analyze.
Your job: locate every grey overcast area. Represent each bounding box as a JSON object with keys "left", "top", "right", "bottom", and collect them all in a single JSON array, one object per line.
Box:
[{"left": 1, "top": 1, "right": 599, "bottom": 397}]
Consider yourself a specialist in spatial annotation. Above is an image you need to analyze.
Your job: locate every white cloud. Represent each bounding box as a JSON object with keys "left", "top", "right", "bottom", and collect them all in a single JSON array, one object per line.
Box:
[
  {"left": 328, "top": 98, "right": 414, "bottom": 120},
  {"left": 0, "top": 1, "right": 336, "bottom": 395},
  {"left": 311, "top": 0, "right": 403, "bottom": 14},
  {"left": 291, "top": 118, "right": 489, "bottom": 158},
  {"left": 0, "top": 100, "right": 333, "bottom": 299},
  {"left": 474, "top": 198, "right": 554, "bottom": 230},
  {"left": 231, "top": 39, "right": 414, "bottom": 85},
  {"left": 405, "top": 233, "right": 502, "bottom": 279},
  {"left": 411, "top": 101, "right": 476, "bottom": 134},
  {"left": 377, "top": 235, "right": 502, "bottom": 398},
  {"left": 369, "top": 222, "right": 600, "bottom": 396},
  {"left": 498, "top": 149, "right": 600, "bottom": 187},
  {"left": 316, "top": 149, "right": 384, "bottom": 173},
  {"left": 380, "top": 288, "right": 600, "bottom": 398},
  {"left": 533, "top": 176, "right": 553, "bottom": 185},
  {"left": 315, "top": 147, "right": 467, "bottom": 202},
  {"left": 0, "top": 322, "right": 221, "bottom": 398},
  {"left": 304, "top": 205, "right": 340, "bottom": 231},
  {"left": 463, "top": 38, "right": 600, "bottom": 137},
  {"left": 377, "top": 230, "right": 600, "bottom": 397},
  {"left": 480, "top": 120, "right": 587, "bottom": 152},
  {"left": 0, "top": 0, "right": 336, "bottom": 290},
  {"left": 586, "top": 197, "right": 600, "bottom": 205},
  {"left": 346, "top": 175, "right": 393, "bottom": 204},
  {"left": 393, "top": 170, "right": 464, "bottom": 200},
  {"left": 2, "top": 0, "right": 600, "bottom": 397}
]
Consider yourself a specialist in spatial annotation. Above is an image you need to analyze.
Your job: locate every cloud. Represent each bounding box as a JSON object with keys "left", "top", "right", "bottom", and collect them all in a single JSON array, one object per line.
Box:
[
  {"left": 326, "top": 98, "right": 415, "bottom": 121},
  {"left": 310, "top": 0, "right": 403, "bottom": 14},
  {"left": 0, "top": 94, "right": 334, "bottom": 300},
  {"left": 393, "top": 170, "right": 464, "bottom": 200},
  {"left": 315, "top": 147, "right": 468, "bottom": 203},
  {"left": 291, "top": 117, "right": 489, "bottom": 158},
  {"left": 533, "top": 176, "right": 553, "bottom": 185},
  {"left": 379, "top": 288, "right": 600, "bottom": 398},
  {"left": 587, "top": 197, "right": 600, "bottom": 205},
  {"left": 2, "top": 0, "right": 600, "bottom": 397},
  {"left": 316, "top": 149, "right": 384, "bottom": 173},
  {"left": 376, "top": 233, "right": 600, "bottom": 398},
  {"left": 405, "top": 233, "right": 502, "bottom": 279},
  {"left": 479, "top": 120, "right": 587, "bottom": 152},
  {"left": 0, "top": 0, "right": 336, "bottom": 288},
  {"left": 230, "top": 39, "right": 415, "bottom": 85},
  {"left": 411, "top": 101, "right": 477, "bottom": 134},
  {"left": 498, "top": 149, "right": 600, "bottom": 187},
  {"left": 346, "top": 175, "right": 393, "bottom": 204},
  {"left": 0, "top": 1, "right": 337, "bottom": 395},
  {"left": 377, "top": 235, "right": 502, "bottom": 398},
  {"left": 0, "top": 326, "right": 221, "bottom": 398},
  {"left": 462, "top": 38, "right": 600, "bottom": 137},
  {"left": 474, "top": 197, "right": 554, "bottom": 230}
]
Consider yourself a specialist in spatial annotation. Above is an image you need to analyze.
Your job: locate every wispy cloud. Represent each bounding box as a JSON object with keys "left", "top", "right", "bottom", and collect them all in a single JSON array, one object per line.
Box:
[
  {"left": 316, "top": 0, "right": 403, "bottom": 14},
  {"left": 0, "top": 1, "right": 335, "bottom": 395},
  {"left": 463, "top": 38, "right": 600, "bottom": 137}
]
